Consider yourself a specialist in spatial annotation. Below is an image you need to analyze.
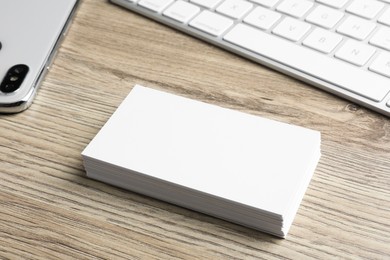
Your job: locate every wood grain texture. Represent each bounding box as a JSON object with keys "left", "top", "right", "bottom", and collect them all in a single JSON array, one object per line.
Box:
[{"left": 1, "top": 0, "right": 389, "bottom": 259}]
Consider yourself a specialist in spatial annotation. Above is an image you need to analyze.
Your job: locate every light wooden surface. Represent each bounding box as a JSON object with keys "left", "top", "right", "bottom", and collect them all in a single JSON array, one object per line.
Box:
[{"left": 1, "top": 0, "right": 390, "bottom": 258}]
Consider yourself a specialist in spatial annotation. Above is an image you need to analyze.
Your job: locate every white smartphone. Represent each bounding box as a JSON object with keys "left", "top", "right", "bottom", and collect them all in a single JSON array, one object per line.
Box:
[{"left": 0, "top": 0, "right": 80, "bottom": 113}]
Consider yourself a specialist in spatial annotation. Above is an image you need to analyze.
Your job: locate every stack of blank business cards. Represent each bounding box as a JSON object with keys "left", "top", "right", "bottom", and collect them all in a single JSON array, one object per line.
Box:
[{"left": 82, "top": 85, "right": 321, "bottom": 238}]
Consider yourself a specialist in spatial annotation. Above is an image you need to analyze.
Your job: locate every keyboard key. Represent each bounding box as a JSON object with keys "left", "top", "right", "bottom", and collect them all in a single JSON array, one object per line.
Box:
[
  {"left": 369, "top": 52, "right": 390, "bottom": 77},
  {"left": 138, "top": 0, "right": 174, "bottom": 12},
  {"left": 244, "top": 6, "right": 282, "bottom": 30},
  {"left": 216, "top": 0, "right": 253, "bottom": 19},
  {"left": 163, "top": 1, "right": 200, "bottom": 23},
  {"left": 303, "top": 28, "right": 342, "bottom": 53},
  {"left": 335, "top": 39, "right": 376, "bottom": 66},
  {"left": 223, "top": 24, "right": 390, "bottom": 102},
  {"left": 337, "top": 15, "right": 376, "bottom": 40},
  {"left": 190, "top": 0, "right": 223, "bottom": 9},
  {"left": 189, "top": 10, "right": 234, "bottom": 36},
  {"left": 369, "top": 27, "right": 390, "bottom": 51},
  {"left": 378, "top": 8, "right": 390, "bottom": 26},
  {"left": 316, "top": 0, "right": 349, "bottom": 9},
  {"left": 346, "top": 0, "right": 385, "bottom": 19},
  {"left": 306, "top": 5, "right": 344, "bottom": 29},
  {"left": 251, "top": 0, "right": 280, "bottom": 8},
  {"left": 272, "top": 17, "right": 311, "bottom": 42},
  {"left": 276, "top": 0, "right": 314, "bottom": 18}
]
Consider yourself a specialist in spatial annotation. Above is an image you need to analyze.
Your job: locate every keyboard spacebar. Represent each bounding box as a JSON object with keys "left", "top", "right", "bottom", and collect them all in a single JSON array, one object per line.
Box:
[{"left": 223, "top": 24, "right": 390, "bottom": 102}]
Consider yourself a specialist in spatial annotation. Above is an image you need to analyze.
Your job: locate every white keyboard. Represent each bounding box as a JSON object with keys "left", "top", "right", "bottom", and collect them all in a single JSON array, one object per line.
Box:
[{"left": 111, "top": 0, "right": 390, "bottom": 117}]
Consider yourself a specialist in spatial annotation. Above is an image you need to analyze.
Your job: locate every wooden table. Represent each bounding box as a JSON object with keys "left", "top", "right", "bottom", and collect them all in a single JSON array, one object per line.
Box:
[{"left": 1, "top": 0, "right": 389, "bottom": 258}]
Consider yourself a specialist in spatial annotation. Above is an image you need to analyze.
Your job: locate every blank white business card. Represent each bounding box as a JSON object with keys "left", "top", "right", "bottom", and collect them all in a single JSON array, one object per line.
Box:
[{"left": 82, "top": 85, "right": 321, "bottom": 237}]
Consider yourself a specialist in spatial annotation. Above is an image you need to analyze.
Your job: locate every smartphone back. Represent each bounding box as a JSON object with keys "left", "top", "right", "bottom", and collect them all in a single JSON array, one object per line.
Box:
[{"left": 0, "top": 0, "right": 79, "bottom": 112}]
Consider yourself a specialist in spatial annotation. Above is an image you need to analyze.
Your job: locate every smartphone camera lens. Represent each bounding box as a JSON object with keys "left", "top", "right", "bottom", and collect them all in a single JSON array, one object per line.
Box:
[{"left": 0, "top": 64, "right": 29, "bottom": 93}]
